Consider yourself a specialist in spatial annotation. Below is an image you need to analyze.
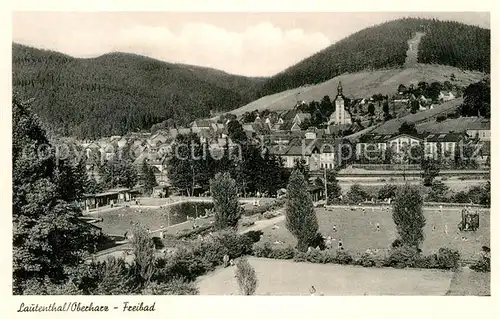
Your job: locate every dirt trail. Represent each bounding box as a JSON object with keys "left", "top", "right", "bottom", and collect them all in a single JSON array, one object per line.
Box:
[{"left": 404, "top": 32, "right": 426, "bottom": 67}]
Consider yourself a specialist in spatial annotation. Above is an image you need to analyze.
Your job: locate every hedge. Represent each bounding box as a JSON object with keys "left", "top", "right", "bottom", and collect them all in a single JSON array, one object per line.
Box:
[{"left": 251, "top": 243, "right": 464, "bottom": 271}]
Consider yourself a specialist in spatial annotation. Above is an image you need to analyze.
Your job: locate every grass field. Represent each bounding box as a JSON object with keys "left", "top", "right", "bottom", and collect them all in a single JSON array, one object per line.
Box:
[
  {"left": 228, "top": 64, "right": 484, "bottom": 116},
  {"left": 260, "top": 206, "right": 490, "bottom": 260},
  {"left": 197, "top": 257, "right": 455, "bottom": 295}
]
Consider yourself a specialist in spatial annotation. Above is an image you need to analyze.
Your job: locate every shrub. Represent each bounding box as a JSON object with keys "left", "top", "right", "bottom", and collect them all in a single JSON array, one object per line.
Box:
[
  {"left": 305, "top": 249, "right": 335, "bottom": 263},
  {"left": 176, "top": 224, "right": 213, "bottom": 239},
  {"left": 94, "top": 257, "right": 138, "bottom": 295},
  {"left": 252, "top": 242, "right": 273, "bottom": 258},
  {"left": 22, "top": 278, "right": 82, "bottom": 295},
  {"left": 310, "top": 232, "right": 326, "bottom": 250},
  {"left": 387, "top": 246, "right": 421, "bottom": 268},
  {"left": 471, "top": 256, "right": 490, "bottom": 272},
  {"left": 334, "top": 250, "right": 354, "bottom": 265},
  {"left": 436, "top": 247, "right": 460, "bottom": 270},
  {"left": 199, "top": 230, "right": 253, "bottom": 267},
  {"left": 235, "top": 257, "right": 258, "bottom": 295},
  {"left": 142, "top": 277, "right": 199, "bottom": 295},
  {"left": 377, "top": 184, "right": 398, "bottom": 200},
  {"left": 293, "top": 251, "right": 308, "bottom": 262},
  {"left": 356, "top": 253, "right": 375, "bottom": 267},
  {"left": 159, "top": 245, "right": 213, "bottom": 282},
  {"left": 262, "top": 211, "right": 278, "bottom": 219},
  {"left": 414, "top": 253, "right": 439, "bottom": 269},
  {"left": 268, "top": 246, "right": 296, "bottom": 260},
  {"left": 346, "top": 184, "right": 369, "bottom": 204},
  {"left": 426, "top": 181, "right": 450, "bottom": 202},
  {"left": 436, "top": 114, "right": 446, "bottom": 122},
  {"left": 391, "top": 238, "right": 403, "bottom": 249},
  {"left": 241, "top": 220, "right": 255, "bottom": 227},
  {"left": 452, "top": 191, "right": 469, "bottom": 203},
  {"left": 152, "top": 237, "right": 164, "bottom": 249},
  {"left": 243, "top": 230, "right": 263, "bottom": 244}
]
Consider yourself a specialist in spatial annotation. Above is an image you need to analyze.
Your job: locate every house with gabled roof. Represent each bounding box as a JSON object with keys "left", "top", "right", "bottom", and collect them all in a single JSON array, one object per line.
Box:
[
  {"left": 191, "top": 119, "right": 212, "bottom": 133},
  {"left": 423, "top": 132, "right": 467, "bottom": 160},
  {"left": 293, "top": 112, "right": 311, "bottom": 125},
  {"left": 438, "top": 91, "right": 456, "bottom": 102}
]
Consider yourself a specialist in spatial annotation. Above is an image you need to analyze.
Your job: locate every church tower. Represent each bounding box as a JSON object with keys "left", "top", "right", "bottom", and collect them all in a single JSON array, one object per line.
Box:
[{"left": 329, "top": 81, "right": 352, "bottom": 126}]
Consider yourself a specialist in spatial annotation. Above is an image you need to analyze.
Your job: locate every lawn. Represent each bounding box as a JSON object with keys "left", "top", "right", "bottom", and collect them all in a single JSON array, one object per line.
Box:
[
  {"left": 260, "top": 206, "right": 490, "bottom": 260},
  {"left": 197, "top": 257, "right": 454, "bottom": 295}
]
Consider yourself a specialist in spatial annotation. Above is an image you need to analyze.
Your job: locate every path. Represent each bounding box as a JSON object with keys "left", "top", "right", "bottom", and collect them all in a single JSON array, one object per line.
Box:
[{"left": 239, "top": 208, "right": 285, "bottom": 234}]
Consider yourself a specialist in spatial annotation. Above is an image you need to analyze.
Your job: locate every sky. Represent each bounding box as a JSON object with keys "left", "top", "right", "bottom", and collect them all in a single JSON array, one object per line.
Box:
[{"left": 12, "top": 12, "right": 490, "bottom": 77}]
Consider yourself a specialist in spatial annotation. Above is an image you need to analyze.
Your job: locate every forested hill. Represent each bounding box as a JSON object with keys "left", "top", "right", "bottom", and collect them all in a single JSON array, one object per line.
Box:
[
  {"left": 12, "top": 43, "right": 266, "bottom": 139},
  {"left": 259, "top": 18, "right": 490, "bottom": 97}
]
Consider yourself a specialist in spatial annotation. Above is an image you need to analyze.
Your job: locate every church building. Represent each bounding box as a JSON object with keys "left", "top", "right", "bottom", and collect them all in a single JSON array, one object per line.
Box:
[{"left": 328, "top": 82, "right": 352, "bottom": 125}]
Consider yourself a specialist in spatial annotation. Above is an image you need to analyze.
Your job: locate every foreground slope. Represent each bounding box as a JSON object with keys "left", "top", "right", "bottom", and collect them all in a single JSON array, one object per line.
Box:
[{"left": 12, "top": 43, "right": 266, "bottom": 138}]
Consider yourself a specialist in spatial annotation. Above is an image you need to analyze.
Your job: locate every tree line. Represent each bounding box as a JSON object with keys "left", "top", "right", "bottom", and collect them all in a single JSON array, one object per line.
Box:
[
  {"left": 12, "top": 43, "right": 264, "bottom": 139},
  {"left": 259, "top": 18, "right": 489, "bottom": 98}
]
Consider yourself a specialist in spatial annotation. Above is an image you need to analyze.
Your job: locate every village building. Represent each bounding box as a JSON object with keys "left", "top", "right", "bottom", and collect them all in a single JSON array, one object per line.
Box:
[
  {"left": 191, "top": 119, "right": 212, "bottom": 133},
  {"left": 83, "top": 187, "right": 136, "bottom": 211},
  {"left": 438, "top": 91, "right": 456, "bottom": 102},
  {"left": 328, "top": 82, "right": 352, "bottom": 125}
]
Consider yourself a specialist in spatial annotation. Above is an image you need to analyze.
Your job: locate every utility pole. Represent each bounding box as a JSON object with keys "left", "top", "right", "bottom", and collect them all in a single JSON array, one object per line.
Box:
[{"left": 324, "top": 166, "right": 328, "bottom": 204}]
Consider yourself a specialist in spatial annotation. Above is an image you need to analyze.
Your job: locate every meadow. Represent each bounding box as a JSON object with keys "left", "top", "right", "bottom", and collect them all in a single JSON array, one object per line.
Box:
[{"left": 260, "top": 206, "right": 490, "bottom": 260}]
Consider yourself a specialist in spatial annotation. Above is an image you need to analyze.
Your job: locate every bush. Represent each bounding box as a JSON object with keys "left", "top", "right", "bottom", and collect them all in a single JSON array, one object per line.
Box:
[
  {"left": 356, "top": 253, "right": 376, "bottom": 267},
  {"left": 152, "top": 237, "right": 164, "bottom": 249},
  {"left": 470, "top": 256, "right": 490, "bottom": 272},
  {"left": 346, "top": 184, "right": 369, "bottom": 204},
  {"left": 310, "top": 232, "right": 326, "bottom": 250},
  {"left": 304, "top": 249, "right": 335, "bottom": 264},
  {"left": 160, "top": 246, "right": 213, "bottom": 282},
  {"left": 235, "top": 257, "right": 258, "bottom": 295},
  {"left": 243, "top": 230, "right": 263, "bottom": 244},
  {"left": 142, "top": 277, "right": 199, "bottom": 295},
  {"left": 252, "top": 242, "right": 273, "bottom": 258},
  {"left": 391, "top": 239, "right": 403, "bottom": 249},
  {"left": 436, "top": 247, "right": 460, "bottom": 270},
  {"left": 243, "top": 198, "right": 286, "bottom": 216},
  {"left": 293, "top": 251, "right": 308, "bottom": 262},
  {"left": 377, "top": 184, "right": 398, "bottom": 200},
  {"left": 241, "top": 220, "right": 255, "bottom": 227},
  {"left": 334, "top": 250, "right": 354, "bottom": 265},
  {"left": 262, "top": 211, "right": 278, "bottom": 219},
  {"left": 268, "top": 246, "right": 296, "bottom": 260},
  {"left": 387, "top": 246, "right": 421, "bottom": 268},
  {"left": 415, "top": 253, "right": 439, "bottom": 269},
  {"left": 176, "top": 224, "right": 213, "bottom": 239},
  {"left": 452, "top": 191, "right": 469, "bottom": 203},
  {"left": 22, "top": 278, "right": 82, "bottom": 295},
  {"left": 199, "top": 230, "right": 253, "bottom": 267}
]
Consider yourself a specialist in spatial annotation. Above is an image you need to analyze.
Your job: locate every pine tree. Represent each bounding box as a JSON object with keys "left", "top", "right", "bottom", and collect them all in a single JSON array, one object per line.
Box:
[
  {"left": 141, "top": 159, "right": 157, "bottom": 195},
  {"left": 12, "top": 97, "right": 98, "bottom": 294},
  {"left": 285, "top": 170, "right": 319, "bottom": 252},
  {"left": 210, "top": 172, "right": 241, "bottom": 230},
  {"left": 326, "top": 169, "right": 341, "bottom": 203},
  {"left": 392, "top": 184, "right": 426, "bottom": 249}
]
